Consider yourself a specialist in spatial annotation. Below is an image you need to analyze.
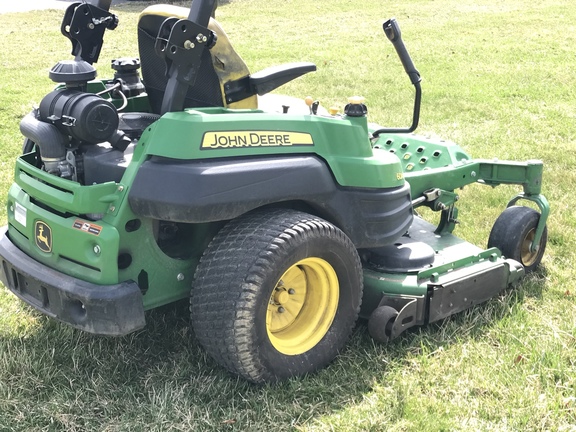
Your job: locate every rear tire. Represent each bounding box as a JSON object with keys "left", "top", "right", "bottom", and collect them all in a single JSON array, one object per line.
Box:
[
  {"left": 488, "top": 206, "right": 547, "bottom": 273},
  {"left": 190, "top": 209, "right": 363, "bottom": 383}
]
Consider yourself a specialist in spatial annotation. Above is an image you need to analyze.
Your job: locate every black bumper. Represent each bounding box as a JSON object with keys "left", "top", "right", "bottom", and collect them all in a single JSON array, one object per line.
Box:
[{"left": 0, "top": 226, "right": 145, "bottom": 336}]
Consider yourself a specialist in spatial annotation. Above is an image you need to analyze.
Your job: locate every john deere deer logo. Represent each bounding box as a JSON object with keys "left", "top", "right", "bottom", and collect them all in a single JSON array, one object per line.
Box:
[{"left": 35, "top": 221, "right": 52, "bottom": 253}]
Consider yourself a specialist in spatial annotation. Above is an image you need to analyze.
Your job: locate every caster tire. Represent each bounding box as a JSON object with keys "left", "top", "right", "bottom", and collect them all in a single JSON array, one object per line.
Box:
[
  {"left": 190, "top": 209, "right": 363, "bottom": 383},
  {"left": 368, "top": 305, "right": 398, "bottom": 343},
  {"left": 488, "top": 206, "right": 547, "bottom": 273}
]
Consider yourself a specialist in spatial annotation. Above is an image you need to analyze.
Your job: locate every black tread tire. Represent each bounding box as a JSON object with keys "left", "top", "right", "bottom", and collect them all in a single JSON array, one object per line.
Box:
[
  {"left": 488, "top": 206, "right": 547, "bottom": 273},
  {"left": 190, "top": 209, "right": 363, "bottom": 383},
  {"left": 367, "top": 305, "right": 398, "bottom": 344}
]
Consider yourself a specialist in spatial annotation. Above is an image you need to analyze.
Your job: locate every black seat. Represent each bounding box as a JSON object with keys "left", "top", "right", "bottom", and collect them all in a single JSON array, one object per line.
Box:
[
  {"left": 137, "top": 5, "right": 316, "bottom": 114},
  {"left": 137, "top": 5, "right": 257, "bottom": 114}
]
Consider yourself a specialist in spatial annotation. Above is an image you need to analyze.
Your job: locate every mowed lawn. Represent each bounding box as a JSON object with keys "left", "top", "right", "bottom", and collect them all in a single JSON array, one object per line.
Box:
[{"left": 0, "top": 0, "right": 575, "bottom": 430}]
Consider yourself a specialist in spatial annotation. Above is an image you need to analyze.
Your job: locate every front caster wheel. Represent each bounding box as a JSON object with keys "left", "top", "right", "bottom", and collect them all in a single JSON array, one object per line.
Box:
[
  {"left": 190, "top": 209, "right": 363, "bottom": 383},
  {"left": 488, "top": 206, "right": 547, "bottom": 273},
  {"left": 368, "top": 305, "right": 398, "bottom": 343}
]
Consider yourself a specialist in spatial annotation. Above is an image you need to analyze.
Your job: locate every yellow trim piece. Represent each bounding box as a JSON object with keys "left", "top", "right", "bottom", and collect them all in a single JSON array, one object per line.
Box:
[
  {"left": 138, "top": 4, "right": 190, "bottom": 20},
  {"left": 208, "top": 19, "right": 258, "bottom": 109}
]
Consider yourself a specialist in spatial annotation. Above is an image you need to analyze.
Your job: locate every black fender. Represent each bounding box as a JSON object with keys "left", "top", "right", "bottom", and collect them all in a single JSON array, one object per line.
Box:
[{"left": 128, "top": 155, "right": 413, "bottom": 248}]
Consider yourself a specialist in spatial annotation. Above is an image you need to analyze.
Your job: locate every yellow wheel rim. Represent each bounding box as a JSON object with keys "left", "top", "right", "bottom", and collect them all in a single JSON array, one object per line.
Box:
[
  {"left": 521, "top": 228, "right": 539, "bottom": 267},
  {"left": 266, "top": 257, "right": 339, "bottom": 355}
]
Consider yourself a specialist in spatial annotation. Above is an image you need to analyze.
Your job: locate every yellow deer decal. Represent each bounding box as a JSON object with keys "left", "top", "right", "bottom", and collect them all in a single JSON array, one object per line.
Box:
[{"left": 35, "top": 222, "right": 52, "bottom": 252}]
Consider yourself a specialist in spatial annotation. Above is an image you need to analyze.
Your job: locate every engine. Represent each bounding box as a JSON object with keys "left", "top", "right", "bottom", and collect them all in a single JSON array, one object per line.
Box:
[{"left": 19, "top": 57, "right": 157, "bottom": 186}]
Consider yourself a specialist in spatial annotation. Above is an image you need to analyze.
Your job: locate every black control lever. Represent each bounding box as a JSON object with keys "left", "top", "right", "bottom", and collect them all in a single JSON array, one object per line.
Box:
[
  {"left": 95, "top": 0, "right": 112, "bottom": 9},
  {"left": 383, "top": 19, "right": 421, "bottom": 86},
  {"left": 60, "top": 1, "right": 118, "bottom": 65},
  {"left": 188, "top": 0, "right": 217, "bottom": 24},
  {"left": 159, "top": 0, "right": 217, "bottom": 114},
  {"left": 373, "top": 18, "right": 422, "bottom": 136}
]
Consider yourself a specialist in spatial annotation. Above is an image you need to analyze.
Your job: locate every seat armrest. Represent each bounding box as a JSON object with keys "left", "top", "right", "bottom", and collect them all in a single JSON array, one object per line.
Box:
[{"left": 224, "top": 62, "right": 316, "bottom": 104}]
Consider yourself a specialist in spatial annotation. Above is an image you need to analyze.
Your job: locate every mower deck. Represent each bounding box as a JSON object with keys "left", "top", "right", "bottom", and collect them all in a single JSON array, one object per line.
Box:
[{"left": 361, "top": 217, "right": 524, "bottom": 341}]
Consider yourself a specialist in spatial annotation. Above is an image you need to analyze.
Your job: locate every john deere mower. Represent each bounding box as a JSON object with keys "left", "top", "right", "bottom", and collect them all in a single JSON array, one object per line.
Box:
[{"left": 0, "top": 0, "right": 549, "bottom": 382}]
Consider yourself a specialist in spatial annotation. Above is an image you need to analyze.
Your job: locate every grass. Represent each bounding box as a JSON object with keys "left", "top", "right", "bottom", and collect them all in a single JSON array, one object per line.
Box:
[{"left": 0, "top": 0, "right": 575, "bottom": 430}]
